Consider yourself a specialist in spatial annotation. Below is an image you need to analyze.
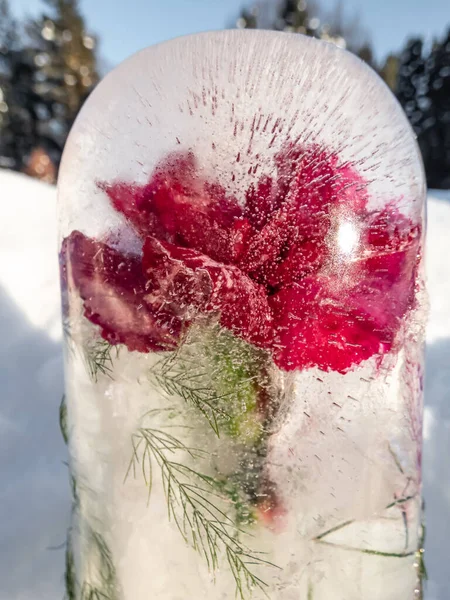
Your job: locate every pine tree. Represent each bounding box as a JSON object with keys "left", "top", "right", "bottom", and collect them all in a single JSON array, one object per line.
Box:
[
  {"left": 380, "top": 54, "right": 399, "bottom": 92},
  {"left": 396, "top": 30, "right": 450, "bottom": 188},
  {"left": 235, "top": 0, "right": 376, "bottom": 69},
  {"left": 396, "top": 39, "right": 427, "bottom": 135},
  {"left": 0, "top": 0, "right": 19, "bottom": 54},
  {"left": 4, "top": 49, "right": 47, "bottom": 171},
  {"left": 425, "top": 29, "right": 450, "bottom": 188},
  {"left": 0, "top": 0, "right": 22, "bottom": 168},
  {"left": 0, "top": 1, "right": 49, "bottom": 172},
  {"left": 236, "top": 0, "right": 321, "bottom": 37},
  {"left": 26, "top": 0, "right": 99, "bottom": 154},
  {"left": 275, "top": 0, "right": 318, "bottom": 36},
  {"left": 0, "top": 0, "right": 98, "bottom": 176}
]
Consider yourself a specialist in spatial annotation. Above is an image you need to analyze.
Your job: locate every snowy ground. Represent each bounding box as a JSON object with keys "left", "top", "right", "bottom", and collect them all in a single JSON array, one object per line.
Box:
[{"left": 0, "top": 170, "right": 449, "bottom": 599}]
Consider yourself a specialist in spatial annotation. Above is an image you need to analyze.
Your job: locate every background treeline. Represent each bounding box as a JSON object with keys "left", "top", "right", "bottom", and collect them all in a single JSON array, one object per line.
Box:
[{"left": 0, "top": 0, "right": 449, "bottom": 188}]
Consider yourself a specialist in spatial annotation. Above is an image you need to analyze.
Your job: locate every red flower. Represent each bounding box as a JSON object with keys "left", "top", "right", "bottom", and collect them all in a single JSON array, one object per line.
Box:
[
  {"left": 60, "top": 232, "right": 182, "bottom": 352},
  {"left": 61, "top": 146, "right": 421, "bottom": 373}
]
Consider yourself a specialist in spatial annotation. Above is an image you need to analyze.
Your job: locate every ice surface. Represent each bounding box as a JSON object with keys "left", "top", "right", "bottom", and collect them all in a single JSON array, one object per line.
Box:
[
  {"left": 57, "top": 31, "right": 427, "bottom": 599},
  {"left": 0, "top": 170, "right": 448, "bottom": 599},
  {"left": 58, "top": 30, "right": 424, "bottom": 241}
]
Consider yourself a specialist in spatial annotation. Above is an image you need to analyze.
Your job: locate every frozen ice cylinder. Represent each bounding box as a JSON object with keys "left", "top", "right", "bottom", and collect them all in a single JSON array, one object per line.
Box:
[{"left": 58, "top": 31, "right": 426, "bottom": 600}]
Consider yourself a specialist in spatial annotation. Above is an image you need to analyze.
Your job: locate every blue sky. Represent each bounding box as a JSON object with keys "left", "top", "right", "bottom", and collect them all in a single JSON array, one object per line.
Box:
[{"left": 13, "top": 0, "right": 450, "bottom": 67}]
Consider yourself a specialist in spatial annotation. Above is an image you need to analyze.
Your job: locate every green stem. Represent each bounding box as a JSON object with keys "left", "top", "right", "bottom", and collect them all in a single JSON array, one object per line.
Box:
[
  {"left": 315, "top": 539, "right": 415, "bottom": 558},
  {"left": 127, "top": 419, "right": 280, "bottom": 599},
  {"left": 314, "top": 519, "right": 354, "bottom": 541},
  {"left": 313, "top": 493, "right": 418, "bottom": 542}
]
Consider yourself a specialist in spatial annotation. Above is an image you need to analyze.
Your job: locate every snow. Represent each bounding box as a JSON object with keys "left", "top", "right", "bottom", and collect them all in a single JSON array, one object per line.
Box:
[
  {"left": 0, "top": 171, "right": 68, "bottom": 600},
  {"left": 421, "top": 190, "right": 450, "bottom": 600},
  {"left": 0, "top": 170, "right": 449, "bottom": 599}
]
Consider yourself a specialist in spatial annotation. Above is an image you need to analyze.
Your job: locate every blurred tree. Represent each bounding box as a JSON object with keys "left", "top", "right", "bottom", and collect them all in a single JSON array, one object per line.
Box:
[
  {"left": 235, "top": 0, "right": 376, "bottom": 68},
  {"left": 273, "top": 0, "right": 320, "bottom": 37},
  {"left": 25, "top": 0, "right": 99, "bottom": 156},
  {"left": 424, "top": 29, "right": 450, "bottom": 188},
  {"left": 380, "top": 53, "right": 399, "bottom": 91},
  {"left": 0, "top": 0, "right": 98, "bottom": 176},
  {"left": 24, "top": 145, "right": 57, "bottom": 183},
  {"left": 322, "top": 0, "right": 373, "bottom": 62},
  {"left": 0, "top": 48, "right": 46, "bottom": 172},
  {"left": 396, "top": 39, "right": 427, "bottom": 135},
  {"left": 0, "top": 0, "right": 21, "bottom": 168},
  {"left": 396, "top": 30, "right": 450, "bottom": 188},
  {"left": 0, "top": 1, "right": 50, "bottom": 172},
  {"left": 236, "top": 8, "right": 258, "bottom": 29},
  {"left": 0, "top": 0, "right": 19, "bottom": 54}
]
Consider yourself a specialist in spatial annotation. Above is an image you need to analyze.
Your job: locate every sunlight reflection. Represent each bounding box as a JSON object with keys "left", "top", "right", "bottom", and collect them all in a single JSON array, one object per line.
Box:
[{"left": 337, "top": 220, "right": 359, "bottom": 255}]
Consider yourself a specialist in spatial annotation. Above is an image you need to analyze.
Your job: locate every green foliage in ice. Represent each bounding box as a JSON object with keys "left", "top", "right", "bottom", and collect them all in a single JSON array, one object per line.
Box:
[
  {"left": 64, "top": 534, "right": 76, "bottom": 600},
  {"left": 83, "top": 339, "right": 119, "bottom": 383},
  {"left": 60, "top": 394, "right": 69, "bottom": 445},
  {"left": 149, "top": 326, "right": 267, "bottom": 444},
  {"left": 208, "top": 330, "right": 264, "bottom": 445},
  {"left": 415, "top": 506, "right": 427, "bottom": 600},
  {"left": 126, "top": 408, "right": 279, "bottom": 600}
]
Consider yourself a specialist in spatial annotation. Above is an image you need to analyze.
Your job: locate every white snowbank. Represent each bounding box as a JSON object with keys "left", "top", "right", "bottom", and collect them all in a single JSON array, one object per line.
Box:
[
  {"left": 422, "top": 190, "right": 450, "bottom": 600},
  {"left": 0, "top": 171, "right": 68, "bottom": 600},
  {"left": 0, "top": 170, "right": 448, "bottom": 599}
]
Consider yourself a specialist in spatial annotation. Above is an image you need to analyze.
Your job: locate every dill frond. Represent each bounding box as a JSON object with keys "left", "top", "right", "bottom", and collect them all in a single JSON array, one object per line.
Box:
[
  {"left": 149, "top": 352, "right": 232, "bottom": 436},
  {"left": 127, "top": 419, "right": 279, "bottom": 599},
  {"left": 83, "top": 339, "right": 119, "bottom": 383}
]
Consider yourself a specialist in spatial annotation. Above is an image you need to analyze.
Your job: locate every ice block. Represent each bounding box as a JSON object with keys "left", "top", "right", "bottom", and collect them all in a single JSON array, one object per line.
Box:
[{"left": 58, "top": 30, "right": 427, "bottom": 600}]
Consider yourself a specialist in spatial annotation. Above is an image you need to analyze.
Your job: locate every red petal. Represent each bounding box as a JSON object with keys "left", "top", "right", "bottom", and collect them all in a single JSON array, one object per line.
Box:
[
  {"left": 270, "top": 212, "right": 420, "bottom": 373},
  {"left": 349, "top": 213, "right": 421, "bottom": 333},
  {"left": 270, "top": 279, "right": 384, "bottom": 373},
  {"left": 99, "top": 181, "right": 168, "bottom": 240},
  {"left": 99, "top": 152, "right": 243, "bottom": 264},
  {"left": 264, "top": 238, "right": 326, "bottom": 288},
  {"left": 142, "top": 236, "right": 274, "bottom": 347},
  {"left": 238, "top": 206, "right": 292, "bottom": 278},
  {"left": 239, "top": 145, "right": 368, "bottom": 287},
  {"left": 244, "top": 175, "right": 283, "bottom": 230},
  {"left": 228, "top": 217, "right": 255, "bottom": 263},
  {"left": 276, "top": 144, "right": 368, "bottom": 215},
  {"left": 60, "top": 231, "right": 182, "bottom": 352}
]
